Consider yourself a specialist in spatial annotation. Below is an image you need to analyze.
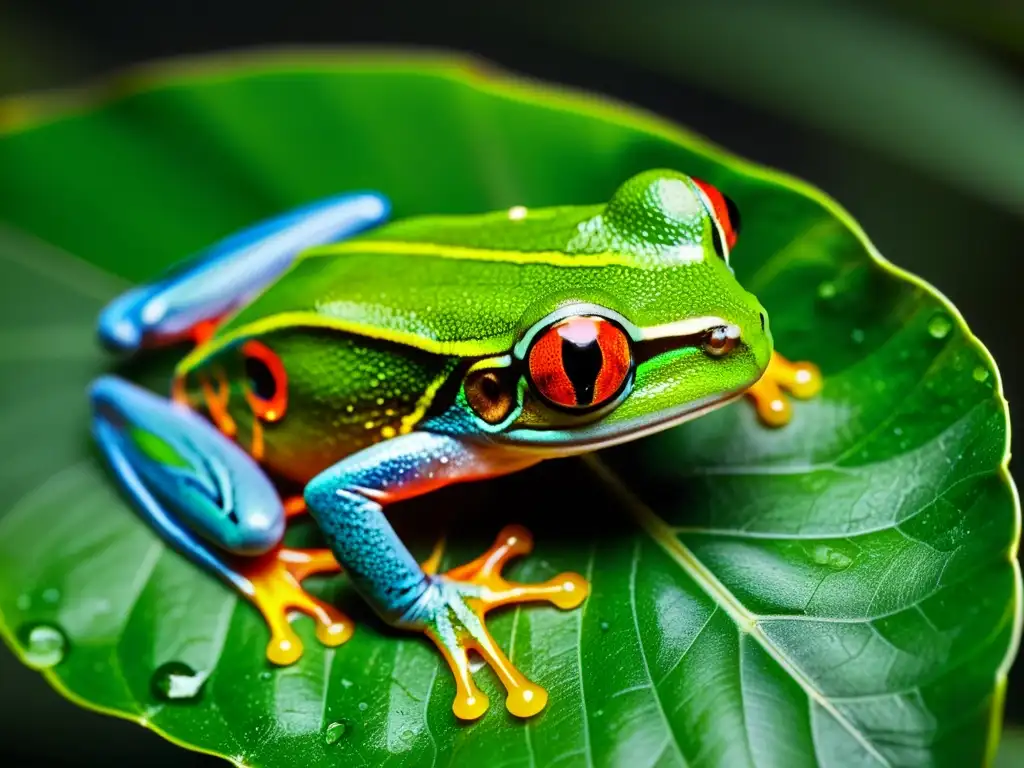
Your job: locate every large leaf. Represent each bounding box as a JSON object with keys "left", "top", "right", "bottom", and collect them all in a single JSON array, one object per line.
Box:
[{"left": 0, "top": 51, "right": 1018, "bottom": 767}]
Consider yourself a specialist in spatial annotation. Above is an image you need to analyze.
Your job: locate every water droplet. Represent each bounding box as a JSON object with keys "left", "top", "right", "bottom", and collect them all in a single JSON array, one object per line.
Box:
[
  {"left": 358, "top": 701, "right": 369, "bottom": 712},
  {"left": 15, "top": 594, "right": 30, "bottom": 611},
  {"left": 973, "top": 366, "right": 990, "bottom": 383},
  {"left": 599, "top": 621, "right": 610, "bottom": 632},
  {"left": 259, "top": 671, "right": 272, "bottom": 681},
  {"left": 18, "top": 623, "right": 66, "bottom": 669},
  {"left": 151, "top": 661, "right": 206, "bottom": 703},
  {"left": 41, "top": 587, "right": 60, "bottom": 604},
  {"left": 325, "top": 720, "right": 350, "bottom": 745},
  {"left": 400, "top": 729, "right": 415, "bottom": 742},
  {"left": 893, "top": 427, "right": 903, "bottom": 436},
  {"left": 812, "top": 545, "right": 853, "bottom": 570},
  {"left": 817, "top": 281, "right": 837, "bottom": 300},
  {"left": 928, "top": 313, "right": 952, "bottom": 339},
  {"left": 850, "top": 328, "right": 865, "bottom": 344},
  {"left": 340, "top": 678, "right": 353, "bottom": 689}
]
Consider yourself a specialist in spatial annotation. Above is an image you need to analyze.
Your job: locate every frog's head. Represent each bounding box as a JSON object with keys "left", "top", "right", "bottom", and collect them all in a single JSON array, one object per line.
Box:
[{"left": 455, "top": 169, "right": 773, "bottom": 454}]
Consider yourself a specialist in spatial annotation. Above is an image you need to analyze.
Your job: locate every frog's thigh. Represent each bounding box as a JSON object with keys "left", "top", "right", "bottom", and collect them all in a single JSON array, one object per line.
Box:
[
  {"left": 97, "top": 191, "right": 390, "bottom": 354},
  {"left": 90, "top": 375, "right": 350, "bottom": 664},
  {"left": 90, "top": 374, "right": 284, "bottom": 565}
]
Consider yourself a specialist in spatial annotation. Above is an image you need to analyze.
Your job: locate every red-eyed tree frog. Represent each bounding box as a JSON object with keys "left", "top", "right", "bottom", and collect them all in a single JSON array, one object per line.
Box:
[{"left": 90, "top": 170, "right": 820, "bottom": 721}]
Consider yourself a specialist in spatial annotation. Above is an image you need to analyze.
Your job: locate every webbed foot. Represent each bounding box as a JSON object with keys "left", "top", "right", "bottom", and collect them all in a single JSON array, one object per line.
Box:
[
  {"left": 746, "top": 351, "right": 822, "bottom": 427},
  {"left": 237, "top": 546, "right": 352, "bottom": 665},
  {"left": 404, "top": 525, "right": 588, "bottom": 720}
]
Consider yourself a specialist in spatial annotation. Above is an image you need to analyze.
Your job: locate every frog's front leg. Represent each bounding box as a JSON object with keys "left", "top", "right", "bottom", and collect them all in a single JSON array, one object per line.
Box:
[
  {"left": 304, "top": 432, "right": 589, "bottom": 721},
  {"left": 98, "top": 192, "right": 389, "bottom": 354},
  {"left": 89, "top": 375, "right": 351, "bottom": 664},
  {"left": 745, "top": 351, "right": 822, "bottom": 426}
]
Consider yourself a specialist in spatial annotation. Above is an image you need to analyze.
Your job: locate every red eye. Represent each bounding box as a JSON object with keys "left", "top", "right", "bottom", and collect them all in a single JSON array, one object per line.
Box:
[
  {"left": 242, "top": 341, "right": 288, "bottom": 422},
  {"left": 693, "top": 178, "right": 740, "bottom": 251},
  {"left": 527, "top": 315, "right": 632, "bottom": 410}
]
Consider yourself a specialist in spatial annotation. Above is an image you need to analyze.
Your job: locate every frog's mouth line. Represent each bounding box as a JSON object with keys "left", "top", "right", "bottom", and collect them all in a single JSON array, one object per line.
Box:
[{"left": 500, "top": 386, "right": 747, "bottom": 457}]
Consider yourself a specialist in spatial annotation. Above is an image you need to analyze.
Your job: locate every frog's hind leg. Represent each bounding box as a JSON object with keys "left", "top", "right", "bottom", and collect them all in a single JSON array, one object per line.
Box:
[
  {"left": 89, "top": 375, "right": 351, "bottom": 665},
  {"left": 97, "top": 192, "right": 390, "bottom": 355}
]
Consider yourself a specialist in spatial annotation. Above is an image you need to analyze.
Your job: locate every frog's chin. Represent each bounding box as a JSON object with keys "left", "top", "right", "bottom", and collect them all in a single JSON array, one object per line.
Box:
[{"left": 498, "top": 389, "right": 745, "bottom": 458}]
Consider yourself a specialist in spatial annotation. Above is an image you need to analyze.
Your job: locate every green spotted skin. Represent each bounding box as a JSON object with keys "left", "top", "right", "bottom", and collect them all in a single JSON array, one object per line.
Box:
[
  {"left": 179, "top": 329, "right": 459, "bottom": 483},
  {"left": 177, "top": 169, "right": 774, "bottom": 474}
]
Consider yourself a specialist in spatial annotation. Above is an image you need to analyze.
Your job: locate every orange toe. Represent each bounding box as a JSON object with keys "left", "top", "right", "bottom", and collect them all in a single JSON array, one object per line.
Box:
[
  {"left": 236, "top": 546, "right": 352, "bottom": 665},
  {"left": 746, "top": 352, "right": 822, "bottom": 427},
  {"left": 422, "top": 526, "right": 589, "bottom": 720}
]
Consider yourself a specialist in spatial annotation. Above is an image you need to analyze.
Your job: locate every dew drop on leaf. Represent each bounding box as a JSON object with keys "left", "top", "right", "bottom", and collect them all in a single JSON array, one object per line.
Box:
[
  {"left": 817, "top": 281, "right": 837, "bottom": 300},
  {"left": 151, "top": 661, "right": 206, "bottom": 703},
  {"left": 599, "top": 621, "right": 610, "bottom": 632},
  {"left": 928, "top": 313, "right": 952, "bottom": 339},
  {"left": 259, "top": 671, "right": 272, "bottom": 681},
  {"left": 850, "top": 328, "right": 865, "bottom": 344},
  {"left": 18, "top": 623, "right": 67, "bottom": 669},
  {"left": 324, "top": 720, "right": 350, "bottom": 745},
  {"left": 812, "top": 545, "right": 853, "bottom": 570},
  {"left": 15, "top": 594, "right": 30, "bottom": 611},
  {"left": 41, "top": 588, "right": 60, "bottom": 604},
  {"left": 973, "top": 366, "right": 990, "bottom": 383}
]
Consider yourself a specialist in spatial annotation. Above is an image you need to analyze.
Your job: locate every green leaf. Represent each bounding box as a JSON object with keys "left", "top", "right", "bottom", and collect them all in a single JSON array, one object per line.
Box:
[{"left": 0, "top": 51, "right": 1018, "bottom": 767}]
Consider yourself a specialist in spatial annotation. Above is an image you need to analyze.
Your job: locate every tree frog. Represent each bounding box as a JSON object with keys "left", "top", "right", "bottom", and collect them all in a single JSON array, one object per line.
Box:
[{"left": 89, "top": 170, "right": 820, "bottom": 721}]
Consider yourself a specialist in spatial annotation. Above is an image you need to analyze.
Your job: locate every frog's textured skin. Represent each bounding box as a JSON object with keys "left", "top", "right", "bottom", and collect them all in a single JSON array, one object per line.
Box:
[{"left": 89, "top": 170, "right": 821, "bottom": 721}]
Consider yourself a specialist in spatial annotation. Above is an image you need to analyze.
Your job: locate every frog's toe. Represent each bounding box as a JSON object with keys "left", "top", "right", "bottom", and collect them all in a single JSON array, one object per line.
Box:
[
  {"left": 746, "top": 352, "right": 822, "bottom": 427},
  {"left": 237, "top": 546, "right": 353, "bottom": 666},
  {"left": 410, "top": 526, "right": 588, "bottom": 720}
]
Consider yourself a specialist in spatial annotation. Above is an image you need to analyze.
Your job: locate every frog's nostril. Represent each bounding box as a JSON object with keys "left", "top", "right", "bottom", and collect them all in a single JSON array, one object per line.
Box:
[{"left": 759, "top": 312, "right": 766, "bottom": 332}]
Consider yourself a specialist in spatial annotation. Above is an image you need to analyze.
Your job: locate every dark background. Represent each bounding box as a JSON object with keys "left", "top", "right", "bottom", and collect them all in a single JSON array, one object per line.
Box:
[{"left": 1, "top": 0, "right": 1022, "bottom": 764}]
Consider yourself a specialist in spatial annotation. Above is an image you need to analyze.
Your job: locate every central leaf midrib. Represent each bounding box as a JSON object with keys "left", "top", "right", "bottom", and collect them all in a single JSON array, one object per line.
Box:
[{"left": 583, "top": 454, "right": 892, "bottom": 767}]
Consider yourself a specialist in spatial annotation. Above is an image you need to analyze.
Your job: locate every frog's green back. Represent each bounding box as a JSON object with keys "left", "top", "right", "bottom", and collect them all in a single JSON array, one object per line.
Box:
[{"left": 212, "top": 170, "right": 755, "bottom": 359}]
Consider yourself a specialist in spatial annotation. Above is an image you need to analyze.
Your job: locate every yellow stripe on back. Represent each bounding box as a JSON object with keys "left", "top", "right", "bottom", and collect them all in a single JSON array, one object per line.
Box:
[{"left": 304, "top": 240, "right": 633, "bottom": 268}]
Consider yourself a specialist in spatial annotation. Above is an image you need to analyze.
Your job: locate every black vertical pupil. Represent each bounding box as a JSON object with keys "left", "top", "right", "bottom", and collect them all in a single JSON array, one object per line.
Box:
[
  {"left": 725, "top": 196, "right": 741, "bottom": 236},
  {"left": 245, "top": 356, "right": 277, "bottom": 401},
  {"left": 561, "top": 336, "right": 603, "bottom": 406},
  {"left": 710, "top": 225, "right": 725, "bottom": 259}
]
